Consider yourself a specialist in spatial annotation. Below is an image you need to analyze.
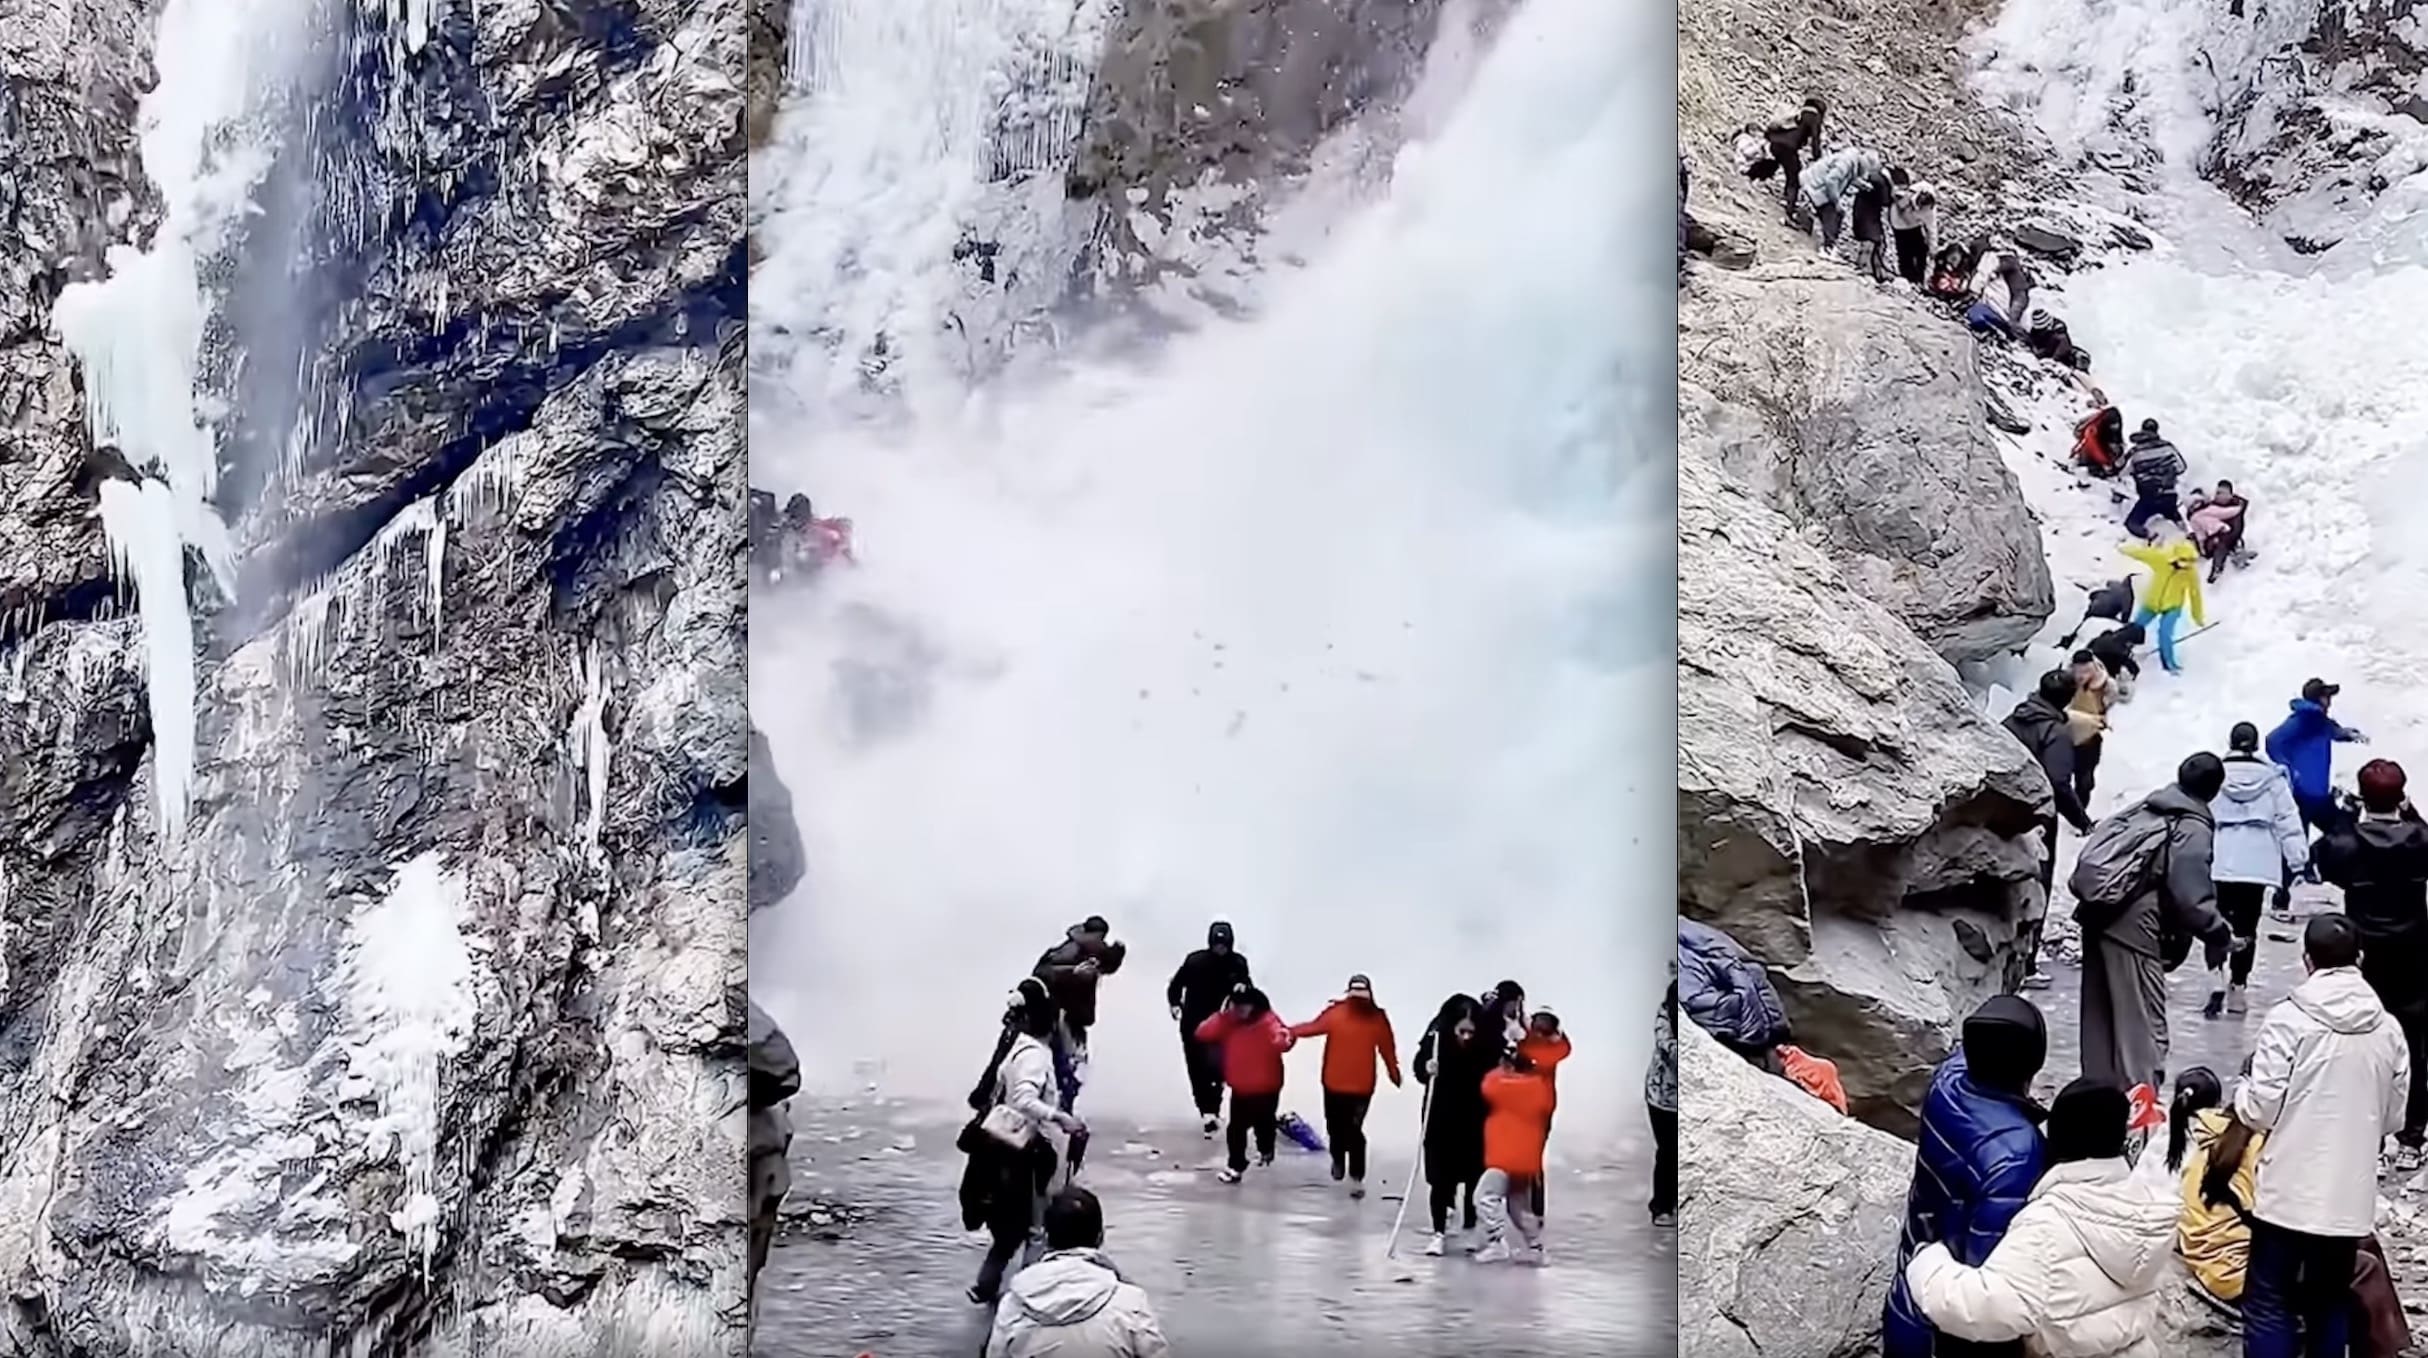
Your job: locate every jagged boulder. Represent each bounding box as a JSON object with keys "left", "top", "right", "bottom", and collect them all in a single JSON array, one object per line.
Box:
[
  {"left": 1680, "top": 1018, "right": 1912, "bottom": 1358},
  {"left": 746, "top": 0, "right": 789, "bottom": 147},
  {"left": 749, "top": 723, "right": 804, "bottom": 912},
  {"left": 1678, "top": 421, "right": 2050, "bottom": 1133},
  {"left": 1681, "top": 268, "right": 2055, "bottom": 665}
]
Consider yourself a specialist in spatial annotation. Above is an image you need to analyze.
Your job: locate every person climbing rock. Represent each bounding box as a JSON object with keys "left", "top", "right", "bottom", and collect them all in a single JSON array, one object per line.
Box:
[
  {"left": 1647, "top": 960, "right": 1678, "bottom": 1228},
  {"left": 1033, "top": 915, "right": 1128, "bottom": 1111},
  {"left": 983, "top": 1186, "right": 1171, "bottom": 1358},
  {"left": 2204, "top": 913, "right": 2409, "bottom": 1355},
  {"left": 1883, "top": 995, "right": 2051, "bottom": 1358},
  {"left": 2068, "top": 754, "right": 2234, "bottom": 1090},
  {"left": 1801, "top": 146, "right": 1890, "bottom": 250},
  {"left": 2007, "top": 670, "right": 2096, "bottom": 988},
  {"left": 2315, "top": 759, "right": 2428, "bottom": 1170},
  {"left": 2120, "top": 419, "right": 2188, "bottom": 539},
  {"left": 2072, "top": 405, "right": 2125, "bottom": 478},
  {"left": 1472, "top": 1051, "right": 1556, "bottom": 1265},
  {"left": 1888, "top": 168, "right": 1938, "bottom": 286},
  {"left": 1904, "top": 1078, "right": 2176, "bottom": 1358},
  {"left": 1677, "top": 917, "right": 1792, "bottom": 1067},
  {"left": 1195, "top": 986, "right": 1294, "bottom": 1184},
  {"left": 1288, "top": 975, "right": 1401, "bottom": 1197},
  {"left": 2266, "top": 678, "right": 2368, "bottom": 838},
  {"left": 1760, "top": 95, "right": 1828, "bottom": 219},
  {"left": 1166, "top": 921, "right": 1252, "bottom": 1135},
  {"left": 1414, "top": 993, "right": 1492, "bottom": 1255},
  {"left": 2119, "top": 529, "right": 2204, "bottom": 675},
  {"left": 747, "top": 1002, "right": 800, "bottom": 1310},
  {"left": 2065, "top": 649, "right": 2113, "bottom": 810},
  {"left": 2208, "top": 722, "right": 2310, "bottom": 1019}
]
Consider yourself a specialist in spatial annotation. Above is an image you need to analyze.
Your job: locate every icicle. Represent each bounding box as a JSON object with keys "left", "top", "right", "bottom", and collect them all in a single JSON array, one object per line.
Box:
[
  {"left": 569, "top": 643, "right": 609, "bottom": 863},
  {"left": 97, "top": 480, "right": 198, "bottom": 841}
]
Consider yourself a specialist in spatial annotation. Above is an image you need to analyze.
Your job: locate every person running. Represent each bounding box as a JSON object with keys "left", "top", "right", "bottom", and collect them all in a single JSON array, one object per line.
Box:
[
  {"left": 2119, "top": 530, "right": 2205, "bottom": 676},
  {"left": 1034, "top": 916, "right": 1128, "bottom": 1112},
  {"left": 1760, "top": 95, "right": 1828, "bottom": 218},
  {"left": 1166, "top": 922, "right": 1252, "bottom": 1136},
  {"left": 1648, "top": 959, "right": 1679, "bottom": 1228},
  {"left": 967, "top": 985, "right": 1087, "bottom": 1306},
  {"left": 1288, "top": 974, "right": 1401, "bottom": 1197},
  {"left": 1904, "top": 1078, "right": 2175, "bottom": 1357},
  {"left": 2120, "top": 418, "right": 2188, "bottom": 539},
  {"left": 1472, "top": 1050, "right": 1556, "bottom": 1265},
  {"left": 2067, "top": 649, "right": 2114, "bottom": 809},
  {"left": 1677, "top": 917, "right": 1792, "bottom": 1067},
  {"left": 984, "top": 1186, "right": 1171, "bottom": 1358},
  {"left": 2201, "top": 913, "right": 2409, "bottom": 1356},
  {"left": 1413, "top": 994, "right": 1492, "bottom": 1255},
  {"left": 2208, "top": 722, "right": 2310, "bottom": 1019},
  {"left": 2266, "top": 678, "right": 2369, "bottom": 839},
  {"left": 2007, "top": 670, "right": 2096, "bottom": 989},
  {"left": 2068, "top": 755, "right": 2234, "bottom": 1091},
  {"left": 2316, "top": 759, "right": 2428, "bottom": 1171},
  {"left": 1883, "top": 995, "right": 2051, "bottom": 1358},
  {"left": 1194, "top": 986, "right": 1293, "bottom": 1184}
]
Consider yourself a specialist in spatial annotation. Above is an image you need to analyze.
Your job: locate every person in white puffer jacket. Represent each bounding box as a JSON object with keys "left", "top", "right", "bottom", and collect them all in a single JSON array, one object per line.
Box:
[
  {"left": 2205, "top": 721, "right": 2312, "bottom": 1019},
  {"left": 1906, "top": 1078, "right": 2178, "bottom": 1357},
  {"left": 987, "top": 1186, "right": 1169, "bottom": 1358}
]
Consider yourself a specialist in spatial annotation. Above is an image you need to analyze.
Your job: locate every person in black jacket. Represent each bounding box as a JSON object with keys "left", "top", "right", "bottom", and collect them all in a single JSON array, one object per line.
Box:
[
  {"left": 2006, "top": 671, "right": 2095, "bottom": 988},
  {"left": 2085, "top": 622, "right": 2146, "bottom": 698},
  {"left": 1413, "top": 993, "right": 1492, "bottom": 1255},
  {"left": 1033, "top": 915, "right": 1127, "bottom": 1112},
  {"left": 1166, "top": 921, "right": 1252, "bottom": 1135},
  {"left": 2316, "top": 758, "right": 2428, "bottom": 1168}
]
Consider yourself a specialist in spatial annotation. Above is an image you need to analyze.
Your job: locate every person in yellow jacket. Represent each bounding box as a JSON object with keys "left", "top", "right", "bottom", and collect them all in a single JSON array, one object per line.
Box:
[{"left": 2120, "top": 530, "right": 2205, "bottom": 676}]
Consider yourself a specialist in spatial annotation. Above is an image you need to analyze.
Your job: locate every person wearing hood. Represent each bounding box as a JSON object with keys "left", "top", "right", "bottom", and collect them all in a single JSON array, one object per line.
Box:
[
  {"left": 1034, "top": 916, "right": 1128, "bottom": 1111},
  {"left": 2008, "top": 671, "right": 2096, "bottom": 989},
  {"left": 1413, "top": 993, "right": 1492, "bottom": 1254},
  {"left": 967, "top": 983, "right": 1088, "bottom": 1306},
  {"left": 1801, "top": 146, "right": 1890, "bottom": 249},
  {"left": 2207, "top": 722, "right": 2311, "bottom": 1020},
  {"left": 1166, "top": 921, "right": 1252, "bottom": 1135},
  {"left": 1884, "top": 995, "right": 2051, "bottom": 1358},
  {"left": 1289, "top": 975, "right": 1402, "bottom": 1196},
  {"left": 746, "top": 1002, "right": 800, "bottom": 1305},
  {"left": 2119, "top": 530, "right": 2205, "bottom": 676},
  {"left": 1195, "top": 986, "right": 1295, "bottom": 1183},
  {"left": 2120, "top": 419, "right": 2189, "bottom": 540},
  {"left": 2317, "top": 758, "right": 2428, "bottom": 1169},
  {"left": 2203, "top": 913, "right": 2410, "bottom": 1355},
  {"left": 1760, "top": 95, "right": 1829, "bottom": 218},
  {"left": 984, "top": 1186, "right": 1170, "bottom": 1358},
  {"left": 2266, "top": 678, "right": 2369, "bottom": 837},
  {"left": 1906, "top": 1078, "right": 2176, "bottom": 1357},
  {"left": 1678, "top": 917, "right": 1793, "bottom": 1067},
  {"left": 1648, "top": 960, "right": 1679, "bottom": 1228},
  {"left": 2070, "top": 755, "right": 2234, "bottom": 1092},
  {"left": 1889, "top": 168, "right": 1939, "bottom": 286}
]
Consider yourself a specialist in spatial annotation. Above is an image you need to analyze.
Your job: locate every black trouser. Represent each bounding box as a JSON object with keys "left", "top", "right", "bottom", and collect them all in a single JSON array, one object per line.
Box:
[
  {"left": 1323, "top": 1090, "right": 1372, "bottom": 1180},
  {"left": 1649, "top": 1104, "right": 1677, "bottom": 1216},
  {"left": 1226, "top": 1091, "right": 1280, "bottom": 1172},
  {"left": 2393, "top": 1003, "right": 2428, "bottom": 1146},
  {"left": 2073, "top": 737, "right": 2101, "bottom": 809},
  {"left": 1893, "top": 227, "right": 1929, "bottom": 284},
  {"left": 2219, "top": 881, "right": 2267, "bottom": 986},
  {"left": 1180, "top": 1023, "right": 1223, "bottom": 1117},
  {"left": 972, "top": 1141, "right": 1056, "bottom": 1301},
  {"left": 1429, "top": 1174, "right": 1479, "bottom": 1233},
  {"left": 2244, "top": 1218, "right": 2358, "bottom": 1357},
  {"left": 1768, "top": 134, "right": 1803, "bottom": 212},
  {"left": 1815, "top": 200, "right": 1845, "bottom": 247}
]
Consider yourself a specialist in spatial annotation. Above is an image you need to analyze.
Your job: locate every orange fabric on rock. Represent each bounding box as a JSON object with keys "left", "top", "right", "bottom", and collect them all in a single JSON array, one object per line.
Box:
[
  {"left": 1481, "top": 1068, "right": 1556, "bottom": 1178},
  {"left": 1289, "top": 1000, "right": 1402, "bottom": 1097},
  {"left": 1778, "top": 1044, "right": 1848, "bottom": 1114}
]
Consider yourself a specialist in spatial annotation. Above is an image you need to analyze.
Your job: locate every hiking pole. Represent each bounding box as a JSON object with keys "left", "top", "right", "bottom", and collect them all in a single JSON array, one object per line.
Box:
[{"left": 1384, "top": 1082, "right": 1436, "bottom": 1260}]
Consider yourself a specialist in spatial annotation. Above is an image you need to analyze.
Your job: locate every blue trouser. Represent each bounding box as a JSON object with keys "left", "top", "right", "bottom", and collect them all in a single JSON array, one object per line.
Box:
[
  {"left": 2243, "top": 1216, "right": 2356, "bottom": 1358},
  {"left": 2133, "top": 604, "right": 2185, "bottom": 672}
]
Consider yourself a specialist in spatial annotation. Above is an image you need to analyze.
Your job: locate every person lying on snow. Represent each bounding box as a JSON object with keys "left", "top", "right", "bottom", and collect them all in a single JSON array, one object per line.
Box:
[
  {"left": 1905, "top": 1078, "right": 2178, "bottom": 1358},
  {"left": 2073, "top": 405, "right": 2125, "bottom": 478},
  {"left": 2183, "top": 480, "right": 2249, "bottom": 582},
  {"left": 1929, "top": 237, "right": 1990, "bottom": 304},
  {"left": 2025, "top": 311, "right": 2090, "bottom": 372}
]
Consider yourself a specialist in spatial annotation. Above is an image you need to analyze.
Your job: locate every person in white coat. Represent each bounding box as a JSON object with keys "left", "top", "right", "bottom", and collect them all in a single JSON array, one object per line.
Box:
[
  {"left": 2207, "top": 721, "right": 2312, "bottom": 1019},
  {"left": 986, "top": 1187, "right": 1170, "bottom": 1358},
  {"left": 2202, "top": 912, "right": 2410, "bottom": 1356},
  {"left": 970, "top": 986, "right": 1087, "bottom": 1305},
  {"left": 1905, "top": 1078, "right": 2178, "bottom": 1357}
]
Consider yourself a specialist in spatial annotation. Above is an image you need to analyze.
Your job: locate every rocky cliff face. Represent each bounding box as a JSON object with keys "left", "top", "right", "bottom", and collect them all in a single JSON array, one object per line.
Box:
[{"left": 0, "top": 3, "right": 747, "bottom": 1354}]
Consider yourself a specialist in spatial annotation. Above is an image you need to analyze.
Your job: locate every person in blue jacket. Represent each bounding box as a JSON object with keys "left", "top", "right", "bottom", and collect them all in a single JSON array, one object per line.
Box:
[
  {"left": 1883, "top": 994, "right": 2049, "bottom": 1358},
  {"left": 2265, "top": 677, "right": 2367, "bottom": 837},
  {"left": 1677, "top": 917, "right": 1792, "bottom": 1069}
]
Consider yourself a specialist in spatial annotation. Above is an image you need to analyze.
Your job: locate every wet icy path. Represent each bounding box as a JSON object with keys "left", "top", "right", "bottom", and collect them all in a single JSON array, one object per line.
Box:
[{"left": 757, "top": 1102, "right": 1674, "bottom": 1355}]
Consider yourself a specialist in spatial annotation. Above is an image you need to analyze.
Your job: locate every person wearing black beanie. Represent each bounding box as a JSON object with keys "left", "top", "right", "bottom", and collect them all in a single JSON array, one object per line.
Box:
[{"left": 1167, "top": 921, "right": 1253, "bottom": 1135}]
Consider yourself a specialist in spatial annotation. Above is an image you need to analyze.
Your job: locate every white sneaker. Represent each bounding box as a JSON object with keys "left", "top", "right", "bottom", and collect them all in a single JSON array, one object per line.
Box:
[
  {"left": 1653, "top": 1211, "right": 1677, "bottom": 1229},
  {"left": 2020, "top": 969, "right": 2055, "bottom": 990},
  {"left": 2227, "top": 985, "right": 2248, "bottom": 1016},
  {"left": 2393, "top": 1143, "right": 2427, "bottom": 1173},
  {"left": 1519, "top": 1245, "right": 1548, "bottom": 1267},
  {"left": 1471, "top": 1241, "right": 1514, "bottom": 1264},
  {"left": 1216, "top": 1167, "right": 1242, "bottom": 1184},
  {"left": 1422, "top": 1232, "right": 1445, "bottom": 1257},
  {"left": 1201, "top": 1115, "right": 1219, "bottom": 1138}
]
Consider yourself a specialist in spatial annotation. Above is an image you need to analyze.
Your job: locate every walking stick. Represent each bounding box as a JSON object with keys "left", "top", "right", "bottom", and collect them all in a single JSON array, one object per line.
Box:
[{"left": 1384, "top": 1080, "right": 1437, "bottom": 1260}]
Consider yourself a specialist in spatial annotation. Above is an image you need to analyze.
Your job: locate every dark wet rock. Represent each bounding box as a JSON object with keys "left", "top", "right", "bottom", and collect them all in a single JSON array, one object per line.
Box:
[
  {"left": 749, "top": 725, "right": 804, "bottom": 913},
  {"left": 0, "top": 3, "right": 748, "bottom": 1352},
  {"left": 2013, "top": 223, "right": 2083, "bottom": 260}
]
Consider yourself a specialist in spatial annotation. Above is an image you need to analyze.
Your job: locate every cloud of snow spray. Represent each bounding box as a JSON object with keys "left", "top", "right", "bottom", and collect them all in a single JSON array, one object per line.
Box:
[
  {"left": 1967, "top": 0, "right": 2428, "bottom": 814},
  {"left": 751, "top": 0, "right": 1669, "bottom": 1151}
]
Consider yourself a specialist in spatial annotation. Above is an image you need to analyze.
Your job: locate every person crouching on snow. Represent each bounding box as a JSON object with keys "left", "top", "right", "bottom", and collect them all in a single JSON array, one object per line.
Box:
[{"left": 1195, "top": 986, "right": 1294, "bottom": 1184}]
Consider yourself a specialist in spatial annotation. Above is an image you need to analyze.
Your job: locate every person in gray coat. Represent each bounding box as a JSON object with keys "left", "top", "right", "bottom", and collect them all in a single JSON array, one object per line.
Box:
[
  {"left": 2072, "top": 754, "right": 2235, "bottom": 1091},
  {"left": 2206, "top": 722, "right": 2311, "bottom": 1018}
]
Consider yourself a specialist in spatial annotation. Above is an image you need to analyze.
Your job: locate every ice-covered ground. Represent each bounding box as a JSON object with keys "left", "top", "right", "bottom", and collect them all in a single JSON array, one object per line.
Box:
[
  {"left": 750, "top": 0, "right": 1667, "bottom": 1152},
  {"left": 1963, "top": 0, "right": 2428, "bottom": 837}
]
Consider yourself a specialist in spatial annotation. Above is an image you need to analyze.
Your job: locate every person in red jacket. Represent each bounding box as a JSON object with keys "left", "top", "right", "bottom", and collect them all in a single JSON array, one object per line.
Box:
[
  {"left": 1289, "top": 974, "right": 1402, "bottom": 1197},
  {"left": 1195, "top": 986, "right": 1295, "bottom": 1183},
  {"left": 1514, "top": 1010, "right": 1571, "bottom": 1219},
  {"left": 1474, "top": 1051, "right": 1555, "bottom": 1264}
]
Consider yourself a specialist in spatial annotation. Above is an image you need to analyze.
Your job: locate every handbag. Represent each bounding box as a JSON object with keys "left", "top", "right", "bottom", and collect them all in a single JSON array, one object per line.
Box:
[{"left": 977, "top": 1101, "right": 1032, "bottom": 1151}]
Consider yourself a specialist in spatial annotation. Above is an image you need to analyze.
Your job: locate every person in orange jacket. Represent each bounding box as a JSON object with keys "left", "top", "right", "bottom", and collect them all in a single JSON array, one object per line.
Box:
[
  {"left": 1289, "top": 974, "right": 1402, "bottom": 1198},
  {"left": 1195, "top": 986, "right": 1295, "bottom": 1184},
  {"left": 1474, "top": 1050, "right": 1556, "bottom": 1264},
  {"left": 1515, "top": 1010, "right": 1572, "bottom": 1219}
]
